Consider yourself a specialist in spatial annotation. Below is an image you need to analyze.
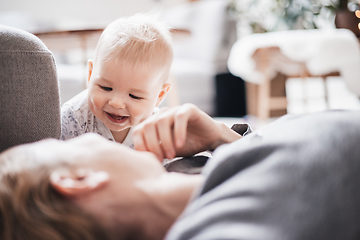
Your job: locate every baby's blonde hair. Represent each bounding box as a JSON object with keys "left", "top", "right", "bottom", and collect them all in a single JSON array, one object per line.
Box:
[{"left": 94, "top": 13, "right": 173, "bottom": 73}]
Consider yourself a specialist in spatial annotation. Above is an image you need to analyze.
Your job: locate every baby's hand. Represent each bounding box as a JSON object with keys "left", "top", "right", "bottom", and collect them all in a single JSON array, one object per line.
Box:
[{"left": 132, "top": 104, "right": 240, "bottom": 161}]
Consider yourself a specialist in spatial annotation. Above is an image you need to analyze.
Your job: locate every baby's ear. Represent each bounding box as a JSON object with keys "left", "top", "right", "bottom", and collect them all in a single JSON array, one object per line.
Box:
[
  {"left": 156, "top": 83, "right": 172, "bottom": 107},
  {"left": 50, "top": 168, "right": 109, "bottom": 197},
  {"left": 87, "top": 59, "right": 94, "bottom": 86}
]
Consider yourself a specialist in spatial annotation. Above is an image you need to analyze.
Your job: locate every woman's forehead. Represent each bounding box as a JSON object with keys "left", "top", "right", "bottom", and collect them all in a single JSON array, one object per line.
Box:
[
  {"left": 30, "top": 135, "right": 108, "bottom": 161},
  {"left": 65, "top": 134, "right": 134, "bottom": 158}
]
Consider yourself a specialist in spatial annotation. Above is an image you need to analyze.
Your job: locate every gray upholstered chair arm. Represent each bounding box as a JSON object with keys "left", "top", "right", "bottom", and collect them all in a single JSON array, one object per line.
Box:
[{"left": 0, "top": 25, "right": 61, "bottom": 152}]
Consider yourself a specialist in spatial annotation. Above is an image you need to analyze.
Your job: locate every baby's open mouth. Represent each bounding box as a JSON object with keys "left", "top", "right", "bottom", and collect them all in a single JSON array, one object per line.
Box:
[{"left": 106, "top": 112, "right": 129, "bottom": 123}]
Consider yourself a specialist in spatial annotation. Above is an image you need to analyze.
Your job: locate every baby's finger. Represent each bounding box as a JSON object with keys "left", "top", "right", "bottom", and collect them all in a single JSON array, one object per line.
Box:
[
  {"left": 173, "top": 106, "right": 191, "bottom": 148},
  {"left": 133, "top": 110, "right": 164, "bottom": 152},
  {"left": 156, "top": 115, "right": 176, "bottom": 159},
  {"left": 133, "top": 126, "right": 148, "bottom": 152},
  {"left": 142, "top": 121, "right": 164, "bottom": 160}
]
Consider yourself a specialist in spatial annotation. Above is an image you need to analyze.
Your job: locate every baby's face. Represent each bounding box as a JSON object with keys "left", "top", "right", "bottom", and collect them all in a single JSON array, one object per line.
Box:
[{"left": 87, "top": 58, "right": 169, "bottom": 138}]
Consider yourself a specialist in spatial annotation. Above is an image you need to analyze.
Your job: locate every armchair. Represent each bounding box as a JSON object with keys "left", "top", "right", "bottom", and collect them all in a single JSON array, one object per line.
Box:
[{"left": 0, "top": 25, "right": 61, "bottom": 152}]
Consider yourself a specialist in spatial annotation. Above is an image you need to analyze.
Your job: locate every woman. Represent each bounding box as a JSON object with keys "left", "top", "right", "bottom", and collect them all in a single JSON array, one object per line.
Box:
[{"left": 1, "top": 104, "right": 360, "bottom": 240}]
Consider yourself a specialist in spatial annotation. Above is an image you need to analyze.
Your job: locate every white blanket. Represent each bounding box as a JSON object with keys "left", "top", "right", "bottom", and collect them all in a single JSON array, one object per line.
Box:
[{"left": 227, "top": 29, "right": 360, "bottom": 96}]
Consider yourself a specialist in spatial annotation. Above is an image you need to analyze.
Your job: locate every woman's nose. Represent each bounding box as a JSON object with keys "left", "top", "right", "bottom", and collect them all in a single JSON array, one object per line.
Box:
[{"left": 108, "top": 95, "right": 126, "bottom": 109}]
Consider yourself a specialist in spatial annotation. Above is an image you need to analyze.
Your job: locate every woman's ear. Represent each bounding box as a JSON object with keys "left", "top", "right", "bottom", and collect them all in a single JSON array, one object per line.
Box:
[
  {"left": 156, "top": 83, "right": 172, "bottom": 107},
  {"left": 50, "top": 168, "right": 109, "bottom": 197},
  {"left": 87, "top": 59, "right": 94, "bottom": 87}
]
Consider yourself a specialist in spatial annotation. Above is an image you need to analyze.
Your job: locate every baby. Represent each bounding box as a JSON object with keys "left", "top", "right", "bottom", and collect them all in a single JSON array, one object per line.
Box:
[{"left": 60, "top": 13, "right": 173, "bottom": 148}]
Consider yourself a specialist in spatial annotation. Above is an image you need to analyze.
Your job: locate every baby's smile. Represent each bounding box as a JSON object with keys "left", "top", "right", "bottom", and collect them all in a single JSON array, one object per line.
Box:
[{"left": 106, "top": 112, "right": 129, "bottom": 124}]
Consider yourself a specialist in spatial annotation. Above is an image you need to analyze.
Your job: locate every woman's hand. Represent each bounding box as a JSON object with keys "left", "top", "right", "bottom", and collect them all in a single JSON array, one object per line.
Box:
[{"left": 132, "top": 104, "right": 242, "bottom": 161}]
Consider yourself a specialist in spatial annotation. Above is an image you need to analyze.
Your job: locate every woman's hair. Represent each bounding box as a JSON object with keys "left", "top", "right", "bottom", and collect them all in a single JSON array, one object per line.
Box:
[
  {"left": 94, "top": 13, "right": 173, "bottom": 72},
  {"left": 0, "top": 146, "right": 110, "bottom": 240}
]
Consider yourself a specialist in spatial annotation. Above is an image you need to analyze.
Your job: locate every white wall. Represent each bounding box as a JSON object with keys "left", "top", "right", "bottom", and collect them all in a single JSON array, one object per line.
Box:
[{"left": 0, "top": 0, "right": 185, "bottom": 31}]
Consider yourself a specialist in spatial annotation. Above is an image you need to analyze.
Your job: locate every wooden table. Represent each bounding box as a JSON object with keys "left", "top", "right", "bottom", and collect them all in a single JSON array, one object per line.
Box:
[
  {"left": 34, "top": 28, "right": 104, "bottom": 64},
  {"left": 34, "top": 27, "right": 190, "bottom": 53}
]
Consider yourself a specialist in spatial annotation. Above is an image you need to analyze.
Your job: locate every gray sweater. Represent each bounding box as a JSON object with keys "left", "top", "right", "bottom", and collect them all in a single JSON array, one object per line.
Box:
[{"left": 166, "top": 110, "right": 360, "bottom": 240}]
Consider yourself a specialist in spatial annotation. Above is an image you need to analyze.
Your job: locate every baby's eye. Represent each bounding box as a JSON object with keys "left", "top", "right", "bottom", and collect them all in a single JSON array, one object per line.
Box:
[
  {"left": 129, "top": 94, "right": 143, "bottom": 100},
  {"left": 100, "top": 86, "right": 112, "bottom": 91}
]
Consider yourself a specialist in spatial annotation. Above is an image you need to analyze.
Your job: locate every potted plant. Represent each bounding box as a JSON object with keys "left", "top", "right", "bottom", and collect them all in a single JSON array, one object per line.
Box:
[{"left": 229, "top": 0, "right": 359, "bottom": 36}]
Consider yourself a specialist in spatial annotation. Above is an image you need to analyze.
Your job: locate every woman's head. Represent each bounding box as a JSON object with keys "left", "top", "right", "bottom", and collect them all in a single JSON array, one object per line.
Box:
[
  {"left": 0, "top": 138, "right": 109, "bottom": 239},
  {"left": 0, "top": 134, "right": 166, "bottom": 240}
]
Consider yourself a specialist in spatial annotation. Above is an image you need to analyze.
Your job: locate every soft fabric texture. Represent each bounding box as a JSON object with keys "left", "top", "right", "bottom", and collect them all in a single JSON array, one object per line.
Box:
[
  {"left": 61, "top": 89, "right": 134, "bottom": 148},
  {"left": 228, "top": 29, "right": 360, "bottom": 96},
  {"left": 0, "top": 25, "right": 61, "bottom": 152},
  {"left": 166, "top": 110, "right": 360, "bottom": 240}
]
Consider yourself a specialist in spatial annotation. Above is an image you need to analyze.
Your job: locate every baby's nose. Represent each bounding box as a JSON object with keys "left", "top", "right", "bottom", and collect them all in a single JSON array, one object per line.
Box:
[{"left": 109, "top": 96, "right": 126, "bottom": 109}]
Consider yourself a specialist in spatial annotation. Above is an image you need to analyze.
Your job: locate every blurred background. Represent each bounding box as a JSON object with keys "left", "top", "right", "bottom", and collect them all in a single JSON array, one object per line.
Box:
[{"left": 1, "top": 0, "right": 360, "bottom": 129}]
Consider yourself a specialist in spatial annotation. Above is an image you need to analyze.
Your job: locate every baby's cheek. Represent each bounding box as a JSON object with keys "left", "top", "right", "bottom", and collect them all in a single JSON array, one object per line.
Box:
[
  {"left": 90, "top": 95, "right": 105, "bottom": 109},
  {"left": 133, "top": 105, "right": 152, "bottom": 122},
  {"left": 143, "top": 109, "right": 156, "bottom": 122}
]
